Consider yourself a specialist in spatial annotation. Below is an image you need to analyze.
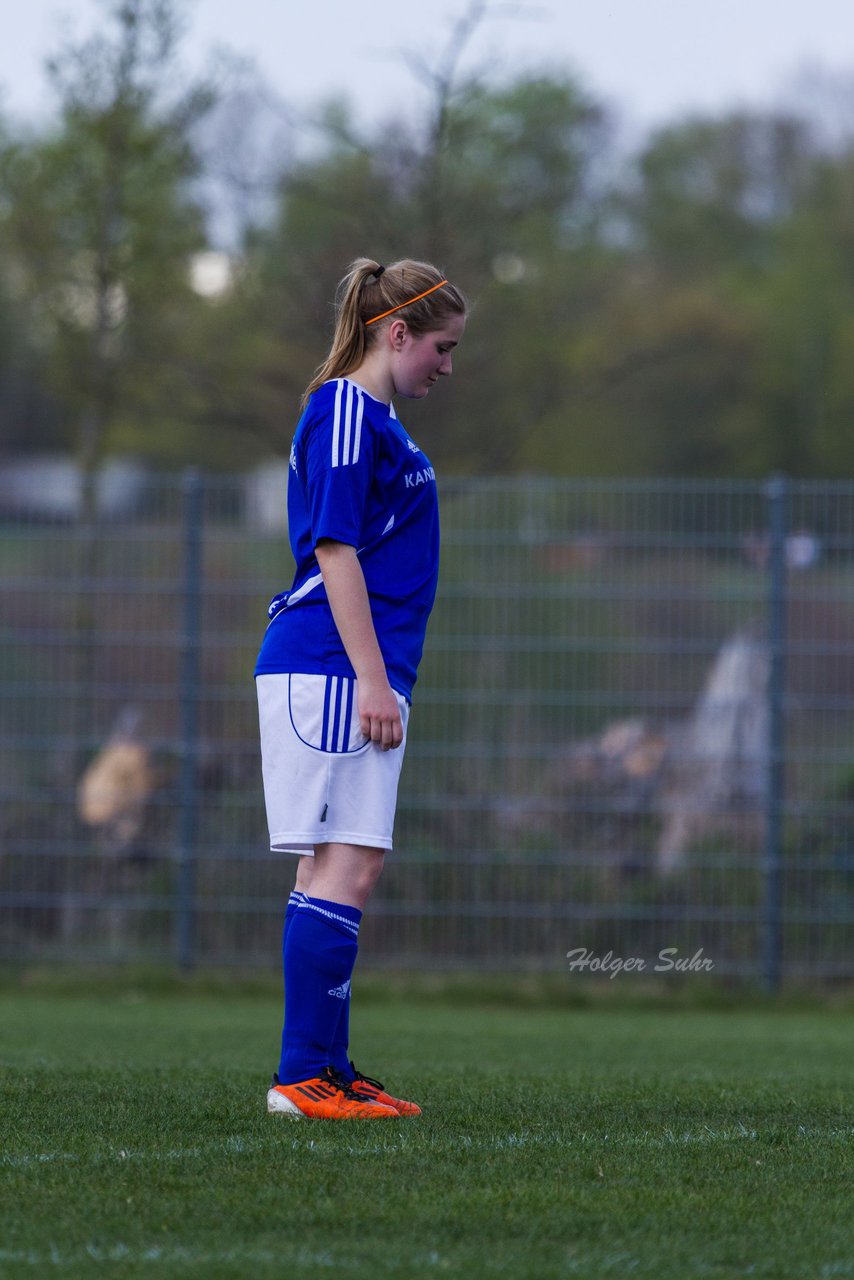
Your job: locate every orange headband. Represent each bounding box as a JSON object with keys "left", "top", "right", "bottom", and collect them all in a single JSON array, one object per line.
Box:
[{"left": 365, "top": 279, "right": 448, "bottom": 325}]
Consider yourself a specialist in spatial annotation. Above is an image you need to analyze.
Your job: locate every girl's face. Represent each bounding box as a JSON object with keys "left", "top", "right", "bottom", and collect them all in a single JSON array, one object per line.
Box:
[{"left": 391, "top": 314, "right": 466, "bottom": 400}]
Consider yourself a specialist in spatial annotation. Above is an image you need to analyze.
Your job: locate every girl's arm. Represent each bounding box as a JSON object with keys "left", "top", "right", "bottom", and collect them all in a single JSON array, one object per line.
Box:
[{"left": 314, "top": 539, "right": 403, "bottom": 750}]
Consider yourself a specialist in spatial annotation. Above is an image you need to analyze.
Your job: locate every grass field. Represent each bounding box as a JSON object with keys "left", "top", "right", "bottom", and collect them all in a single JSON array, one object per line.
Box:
[{"left": 1, "top": 979, "right": 852, "bottom": 1279}]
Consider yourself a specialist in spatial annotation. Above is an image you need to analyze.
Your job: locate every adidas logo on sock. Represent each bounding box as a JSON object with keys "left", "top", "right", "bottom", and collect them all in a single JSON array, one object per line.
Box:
[{"left": 328, "top": 979, "right": 351, "bottom": 1000}]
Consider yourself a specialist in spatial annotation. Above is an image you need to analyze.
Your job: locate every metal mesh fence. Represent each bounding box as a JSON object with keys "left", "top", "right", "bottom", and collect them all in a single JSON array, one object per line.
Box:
[{"left": 1, "top": 469, "right": 852, "bottom": 982}]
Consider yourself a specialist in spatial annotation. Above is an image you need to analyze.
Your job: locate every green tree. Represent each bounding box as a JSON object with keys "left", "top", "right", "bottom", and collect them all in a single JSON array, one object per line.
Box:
[
  {"left": 579, "top": 109, "right": 854, "bottom": 478},
  {"left": 628, "top": 110, "right": 815, "bottom": 276},
  {"left": 753, "top": 145, "right": 854, "bottom": 475},
  {"left": 0, "top": 0, "right": 214, "bottom": 482}
]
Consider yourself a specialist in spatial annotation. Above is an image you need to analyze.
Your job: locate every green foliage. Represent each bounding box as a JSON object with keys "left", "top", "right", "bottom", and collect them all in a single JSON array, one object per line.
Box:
[
  {"left": 3, "top": 4, "right": 854, "bottom": 476},
  {"left": 631, "top": 112, "right": 814, "bottom": 273},
  {"left": 0, "top": 0, "right": 213, "bottom": 467},
  {"left": 227, "top": 82, "right": 854, "bottom": 479},
  {"left": 613, "top": 111, "right": 854, "bottom": 477}
]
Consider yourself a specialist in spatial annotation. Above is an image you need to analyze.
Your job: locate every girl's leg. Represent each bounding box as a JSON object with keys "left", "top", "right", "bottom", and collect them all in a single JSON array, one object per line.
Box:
[
  {"left": 278, "top": 843, "right": 383, "bottom": 1084},
  {"left": 310, "top": 843, "right": 384, "bottom": 1077},
  {"left": 309, "top": 842, "right": 384, "bottom": 909},
  {"left": 293, "top": 853, "right": 314, "bottom": 896}
]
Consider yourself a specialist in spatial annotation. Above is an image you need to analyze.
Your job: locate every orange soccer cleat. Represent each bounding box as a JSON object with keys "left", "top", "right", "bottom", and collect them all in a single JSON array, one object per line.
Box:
[
  {"left": 267, "top": 1067, "right": 398, "bottom": 1120},
  {"left": 343, "top": 1063, "right": 423, "bottom": 1117}
]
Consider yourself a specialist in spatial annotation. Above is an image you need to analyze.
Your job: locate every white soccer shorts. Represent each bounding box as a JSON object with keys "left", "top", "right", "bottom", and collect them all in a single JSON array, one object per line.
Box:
[{"left": 256, "top": 673, "right": 410, "bottom": 854}]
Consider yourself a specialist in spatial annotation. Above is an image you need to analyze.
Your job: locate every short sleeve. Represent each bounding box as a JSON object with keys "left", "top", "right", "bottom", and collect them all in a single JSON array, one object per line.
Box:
[{"left": 301, "top": 381, "right": 375, "bottom": 548}]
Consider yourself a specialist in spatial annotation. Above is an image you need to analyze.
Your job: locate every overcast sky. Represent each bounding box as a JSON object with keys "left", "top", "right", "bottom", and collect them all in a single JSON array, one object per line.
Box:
[{"left": 1, "top": 0, "right": 853, "bottom": 135}]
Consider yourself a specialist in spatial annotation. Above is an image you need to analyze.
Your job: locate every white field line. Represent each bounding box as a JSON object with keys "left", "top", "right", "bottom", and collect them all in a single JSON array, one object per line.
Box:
[
  {"left": 0, "top": 1245, "right": 851, "bottom": 1276},
  {"left": 2, "top": 1123, "right": 851, "bottom": 1170},
  {"left": 0, "top": 1245, "right": 339, "bottom": 1267}
]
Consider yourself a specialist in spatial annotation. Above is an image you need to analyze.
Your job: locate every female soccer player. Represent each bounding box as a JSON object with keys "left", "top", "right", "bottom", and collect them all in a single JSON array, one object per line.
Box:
[{"left": 256, "top": 258, "right": 467, "bottom": 1119}]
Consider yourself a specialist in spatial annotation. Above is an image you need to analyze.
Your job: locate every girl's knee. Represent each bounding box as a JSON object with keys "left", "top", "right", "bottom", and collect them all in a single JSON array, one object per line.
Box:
[{"left": 294, "top": 854, "right": 314, "bottom": 895}]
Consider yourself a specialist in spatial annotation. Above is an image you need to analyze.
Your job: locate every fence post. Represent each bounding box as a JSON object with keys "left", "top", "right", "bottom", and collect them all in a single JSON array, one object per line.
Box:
[
  {"left": 177, "top": 468, "right": 203, "bottom": 972},
  {"left": 763, "top": 473, "right": 788, "bottom": 992}
]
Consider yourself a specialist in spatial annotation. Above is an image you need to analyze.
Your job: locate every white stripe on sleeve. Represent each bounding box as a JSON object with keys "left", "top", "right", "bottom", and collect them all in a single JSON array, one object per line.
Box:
[
  {"left": 331, "top": 379, "right": 344, "bottom": 467},
  {"left": 342, "top": 382, "right": 353, "bottom": 465},
  {"left": 352, "top": 388, "right": 364, "bottom": 464}
]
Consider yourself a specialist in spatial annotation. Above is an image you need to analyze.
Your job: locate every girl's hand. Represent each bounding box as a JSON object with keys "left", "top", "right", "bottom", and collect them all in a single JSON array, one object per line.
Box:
[{"left": 358, "top": 676, "right": 403, "bottom": 750}]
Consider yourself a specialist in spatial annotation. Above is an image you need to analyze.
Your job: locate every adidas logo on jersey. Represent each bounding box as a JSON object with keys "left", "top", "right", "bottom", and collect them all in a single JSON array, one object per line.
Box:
[
  {"left": 328, "top": 979, "right": 351, "bottom": 1000},
  {"left": 407, "top": 438, "right": 421, "bottom": 453}
]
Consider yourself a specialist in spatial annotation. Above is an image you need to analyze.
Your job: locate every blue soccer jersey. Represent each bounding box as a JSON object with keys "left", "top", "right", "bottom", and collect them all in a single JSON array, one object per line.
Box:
[{"left": 254, "top": 378, "right": 440, "bottom": 701}]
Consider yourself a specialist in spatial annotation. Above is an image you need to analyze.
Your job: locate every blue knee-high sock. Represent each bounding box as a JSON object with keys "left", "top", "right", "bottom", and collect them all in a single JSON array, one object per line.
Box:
[
  {"left": 278, "top": 889, "right": 354, "bottom": 1080},
  {"left": 278, "top": 896, "right": 362, "bottom": 1084},
  {"left": 329, "top": 966, "right": 354, "bottom": 1081},
  {"left": 278, "top": 888, "right": 306, "bottom": 1056}
]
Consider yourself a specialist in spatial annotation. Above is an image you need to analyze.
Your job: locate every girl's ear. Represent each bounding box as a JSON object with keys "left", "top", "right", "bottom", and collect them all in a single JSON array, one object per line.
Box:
[{"left": 388, "top": 318, "right": 408, "bottom": 349}]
